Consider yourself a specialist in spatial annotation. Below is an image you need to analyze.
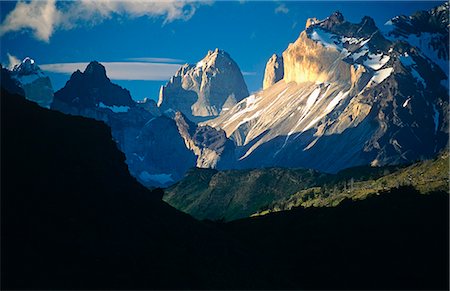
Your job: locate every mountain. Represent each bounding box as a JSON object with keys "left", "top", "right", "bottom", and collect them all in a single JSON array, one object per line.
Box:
[
  {"left": 158, "top": 48, "right": 249, "bottom": 122},
  {"left": 8, "top": 57, "right": 54, "bottom": 108},
  {"left": 205, "top": 8, "right": 448, "bottom": 173},
  {"left": 1, "top": 88, "right": 263, "bottom": 289},
  {"left": 51, "top": 61, "right": 196, "bottom": 187},
  {"left": 52, "top": 61, "right": 135, "bottom": 112}
]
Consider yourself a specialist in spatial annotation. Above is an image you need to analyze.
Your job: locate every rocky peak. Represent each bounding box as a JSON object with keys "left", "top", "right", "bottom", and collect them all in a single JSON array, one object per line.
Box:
[
  {"left": 158, "top": 48, "right": 249, "bottom": 123},
  {"left": 9, "top": 57, "right": 53, "bottom": 108},
  {"left": 52, "top": 61, "right": 134, "bottom": 111},
  {"left": 320, "top": 11, "right": 344, "bottom": 30},
  {"left": 83, "top": 61, "right": 109, "bottom": 83},
  {"left": 263, "top": 54, "right": 284, "bottom": 89},
  {"left": 12, "top": 57, "right": 39, "bottom": 75},
  {"left": 305, "top": 17, "right": 320, "bottom": 29},
  {"left": 358, "top": 16, "right": 378, "bottom": 35}
]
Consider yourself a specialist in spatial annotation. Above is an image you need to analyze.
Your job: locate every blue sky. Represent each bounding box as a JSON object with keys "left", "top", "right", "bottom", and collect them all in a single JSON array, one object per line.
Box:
[{"left": 1, "top": 1, "right": 442, "bottom": 101}]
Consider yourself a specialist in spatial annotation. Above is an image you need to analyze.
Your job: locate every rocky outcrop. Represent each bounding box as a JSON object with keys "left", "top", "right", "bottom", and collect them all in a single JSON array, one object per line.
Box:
[
  {"left": 157, "top": 48, "right": 249, "bottom": 122},
  {"left": 174, "top": 112, "right": 236, "bottom": 169},
  {"left": 262, "top": 54, "right": 284, "bottom": 89},
  {"left": 9, "top": 57, "right": 54, "bottom": 108}
]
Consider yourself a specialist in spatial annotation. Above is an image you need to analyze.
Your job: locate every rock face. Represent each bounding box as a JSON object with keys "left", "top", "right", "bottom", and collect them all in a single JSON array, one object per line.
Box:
[
  {"left": 157, "top": 48, "right": 249, "bottom": 122},
  {"left": 262, "top": 54, "right": 284, "bottom": 89},
  {"left": 206, "top": 6, "right": 448, "bottom": 173},
  {"left": 9, "top": 57, "right": 54, "bottom": 108},
  {"left": 174, "top": 112, "right": 236, "bottom": 169}
]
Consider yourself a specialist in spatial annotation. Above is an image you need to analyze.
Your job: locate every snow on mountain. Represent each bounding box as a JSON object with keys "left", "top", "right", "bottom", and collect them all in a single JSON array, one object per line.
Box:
[
  {"left": 205, "top": 8, "right": 448, "bottom": 173},
  {"left": 158, "top": 48, "right": 249, "bottom": 123},
  {"left": 9, "top": 57, "right": 54, "bottom": 108},
  {"left": 384, "top": 2, "right": 449, "bottom": 81}
]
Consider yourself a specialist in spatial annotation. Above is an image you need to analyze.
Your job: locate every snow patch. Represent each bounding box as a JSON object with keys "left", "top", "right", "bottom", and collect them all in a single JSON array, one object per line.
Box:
[
  {"left": 310, "top": 29, "right": 342, "bottom": 51},
  {"left": 363, "top": 53, "right": 390, "bottom": 70},
  {"left": 350, "top": 47, "right": 369, "bottom": 61},
  {"left": 402, "top": 98, "right": 410, "bottom": 107},
  {"left": 326, "top": 90, "right": 350, "bottom": 112},
  {"left": 98, "top": 102, "right": 130, "bottom": 113},
  {"left": 196, "top": 60, "right": 204, "bottom": 68},
  {"left": 369, "top": 67, "right": 393, "bottom": 85},
  {"left": 306, "top": 87, "right": 321, "bottom": 109}
]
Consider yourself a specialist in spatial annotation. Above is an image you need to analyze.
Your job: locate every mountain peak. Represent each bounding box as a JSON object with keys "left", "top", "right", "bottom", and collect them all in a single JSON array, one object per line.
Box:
[
  {"left": 84, "top": 61, "right": 107, "bottom": 79},
  {"left": 12, "top": 57, "right": 40, "bottom": 75},
  {"left": 159, "top": 49, "right": 249, "bottom": 122},
  {"left": 197, "top": 48, "right": 232, "bottom": 68},
  {"left": 320, "top": 11, "right": 344, "bottom": 29}
]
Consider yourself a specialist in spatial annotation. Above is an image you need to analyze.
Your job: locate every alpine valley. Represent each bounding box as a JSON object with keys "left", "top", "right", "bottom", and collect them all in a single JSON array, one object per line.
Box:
[{"left": 1, "top": 1, "right": 449, "bottom": 290}]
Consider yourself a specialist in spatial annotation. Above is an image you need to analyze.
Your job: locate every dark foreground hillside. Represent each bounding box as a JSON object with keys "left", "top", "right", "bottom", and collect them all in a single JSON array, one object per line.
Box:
[
  {"left": 1, "top": 88, "right": 448, "bottom": 290},
  {"left": 0, "top": 89, "right": 262, "bottom": 290},
  {"left": 223, "top": 186, "right": 449, "bottom": 290}
]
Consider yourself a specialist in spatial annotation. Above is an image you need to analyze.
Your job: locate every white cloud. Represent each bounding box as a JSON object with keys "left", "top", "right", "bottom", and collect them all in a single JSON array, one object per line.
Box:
[
  {"left": 275, "top": 3, "right": 289, "bottom": 14},
  {"left": 40, "top": 61, "right": 182, "bottom": 81},
  {"left": 7, "top": 53, "right": 21, "bottom": 70},
  {"left": 0, "top": 0, "right": 60, "bottom": 42},
  {"left": 125, "top": 57, "right": 185, "bottom": 63},
  {"left": 0, "top": 0, "right": 207, "bottom": 42}
]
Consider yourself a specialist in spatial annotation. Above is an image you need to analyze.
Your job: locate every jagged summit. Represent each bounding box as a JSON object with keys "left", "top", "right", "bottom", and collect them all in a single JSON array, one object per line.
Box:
[
  {"left": 385, "top": 2, "right": 448, "bottom": 36},
  {"left": 8, "top": 57, "right": 53, "bottom": 108},
  {"left": 12, "top": 57, "right": 39, "bottom": 75},
  {"left": 263, "top": 54, "right": 284, "bottom": 89},
  {"left": 158, "top": 48, "right": 249, "bottom": 122},
  {"left": 307, "top": 12, "right": 379, "bottom": 40},
  {"left": 384, "top": 2, "right": 449, "bottom": 78},
  {"left": 84, "top": 61, "right": 108, "bottom": 80},
  {"left": 52, "top": 61, "right": 134, "bottom": 110}
]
